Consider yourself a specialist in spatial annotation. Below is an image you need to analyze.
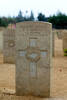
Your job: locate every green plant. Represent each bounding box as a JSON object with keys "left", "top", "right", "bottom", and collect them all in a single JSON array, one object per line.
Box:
[
  {"left": 56, "top": 32, "right": 58, "bottom": 36},
  {"left": 64, "top": 49, "right": 67, "bottom": 56},
  {"left": 64, "top": 49, "right": 67, "bottom": 53},
  {"left": 64, "top": 53, "right": 67, "bottom": 56}
]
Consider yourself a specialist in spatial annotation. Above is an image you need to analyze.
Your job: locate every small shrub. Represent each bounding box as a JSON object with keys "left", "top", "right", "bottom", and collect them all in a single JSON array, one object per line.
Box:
[
  {"left": 64, "top": 49, "right": 67, "bottom": 56},
  {"left": 56, "top": 32, "right": 58, "bottom": 36},
  {"left": 64, "top": 53, "right": 67, "bottom": 56}
]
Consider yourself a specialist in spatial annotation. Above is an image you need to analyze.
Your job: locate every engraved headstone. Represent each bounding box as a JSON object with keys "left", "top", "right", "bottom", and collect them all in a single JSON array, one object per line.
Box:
[
  {"left": 57, "top": 29, "right": 63, "bottom": 39},
  {"left": 15, "top": 22, "right": 52, "bottom": 97},
  {"left": 3, "top": 28, "right": 15, "bottom": 63}
]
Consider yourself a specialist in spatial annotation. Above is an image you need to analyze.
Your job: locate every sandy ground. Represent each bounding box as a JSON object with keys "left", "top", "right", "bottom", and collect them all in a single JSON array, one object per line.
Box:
[{"left": 0, "top": 34, "right": 67, "bottom": 100}]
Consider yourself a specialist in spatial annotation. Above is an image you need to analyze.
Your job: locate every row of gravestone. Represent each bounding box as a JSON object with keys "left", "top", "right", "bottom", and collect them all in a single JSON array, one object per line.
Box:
[
  {"left": 3, "top": 21, "right": 67, "bottom": 97},
  {"left": 53, "top": 29, "right": 67, "bottom": 56},
  {"left": 3, "top": 22, "right": 54, "bottom": 64},
  {"left": 3, "top": 24, "right": 67, "bottom": 64}
]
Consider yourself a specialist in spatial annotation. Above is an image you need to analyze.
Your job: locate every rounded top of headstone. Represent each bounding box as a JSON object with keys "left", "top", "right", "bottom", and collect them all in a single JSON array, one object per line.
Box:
[
  {"left": 16, "top": 21, "right": 52, "bottom": 36},
  {"left": 16, "top": 21, "right": 52, "bottom": 27}
]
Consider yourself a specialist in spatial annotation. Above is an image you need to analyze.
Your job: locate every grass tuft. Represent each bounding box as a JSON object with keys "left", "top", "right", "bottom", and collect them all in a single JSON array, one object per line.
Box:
[{"left": 64, "top": 49, "right": 67, "bottom": 56}]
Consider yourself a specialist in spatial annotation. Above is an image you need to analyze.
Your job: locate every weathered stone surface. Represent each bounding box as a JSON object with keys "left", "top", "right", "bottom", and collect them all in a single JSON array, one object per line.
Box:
[
  {"left": 3, "top": 28, "right": 15, "bottom": 63},
  {"left": 15, "top": 22, "right": 52, "bottom": 97},
  {"left": 63, "top": 30, "right": 67, "bottom": 50},
  {"left": 57, "top": 30, "right": 63, "bottom": 39},
  {"left": 52, "top": 30, "right": 55, "bottom": 56},
  {"left": 0, "top": 29, "right": 4, "bottom": 53}
]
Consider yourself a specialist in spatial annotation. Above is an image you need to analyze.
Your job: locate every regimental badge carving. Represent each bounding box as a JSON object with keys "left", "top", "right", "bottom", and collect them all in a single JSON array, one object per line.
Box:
[
  {"left": 8, "top": 40, "right": 15, "bottom": 47},
  {"left": 26, "top": 47, "right": 40, "bottom": 62}
]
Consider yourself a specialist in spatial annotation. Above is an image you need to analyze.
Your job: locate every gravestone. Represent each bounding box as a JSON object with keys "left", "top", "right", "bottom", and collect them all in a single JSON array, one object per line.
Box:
[
  {"left": 57, "top": 29, "right": 63, "bottom": 39},
  {"left": 0, "top": 27, "right": 5, "bottom": 54},
  {"left": 15, "top": 22, "right": 52, "bottom": 97},
  {"left": 63, "top": 30, "right": 67, "bottom": 50},
  {"left": 3, "top": 28, "right": 15, "bottom": 63}
]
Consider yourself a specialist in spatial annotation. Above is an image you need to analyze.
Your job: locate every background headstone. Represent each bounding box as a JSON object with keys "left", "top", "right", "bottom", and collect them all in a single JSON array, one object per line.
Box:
[
  {"left": 0, "top": 27, "right": 5, "bottom": 54},
  {"left": 56, "top": 29, "right": 63, "bottom": 39},
  {"left": 52, "top": 29, "right": 55, "bottom": 56},
  {"left": 15, "top": 22, "right": 52, "bottom": 97},
  {"left": 63, "top": 30, "right": 67, "bottom": 50},
  {"left": 3, "top": 28, "right": 15, "bottom": 63}
]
